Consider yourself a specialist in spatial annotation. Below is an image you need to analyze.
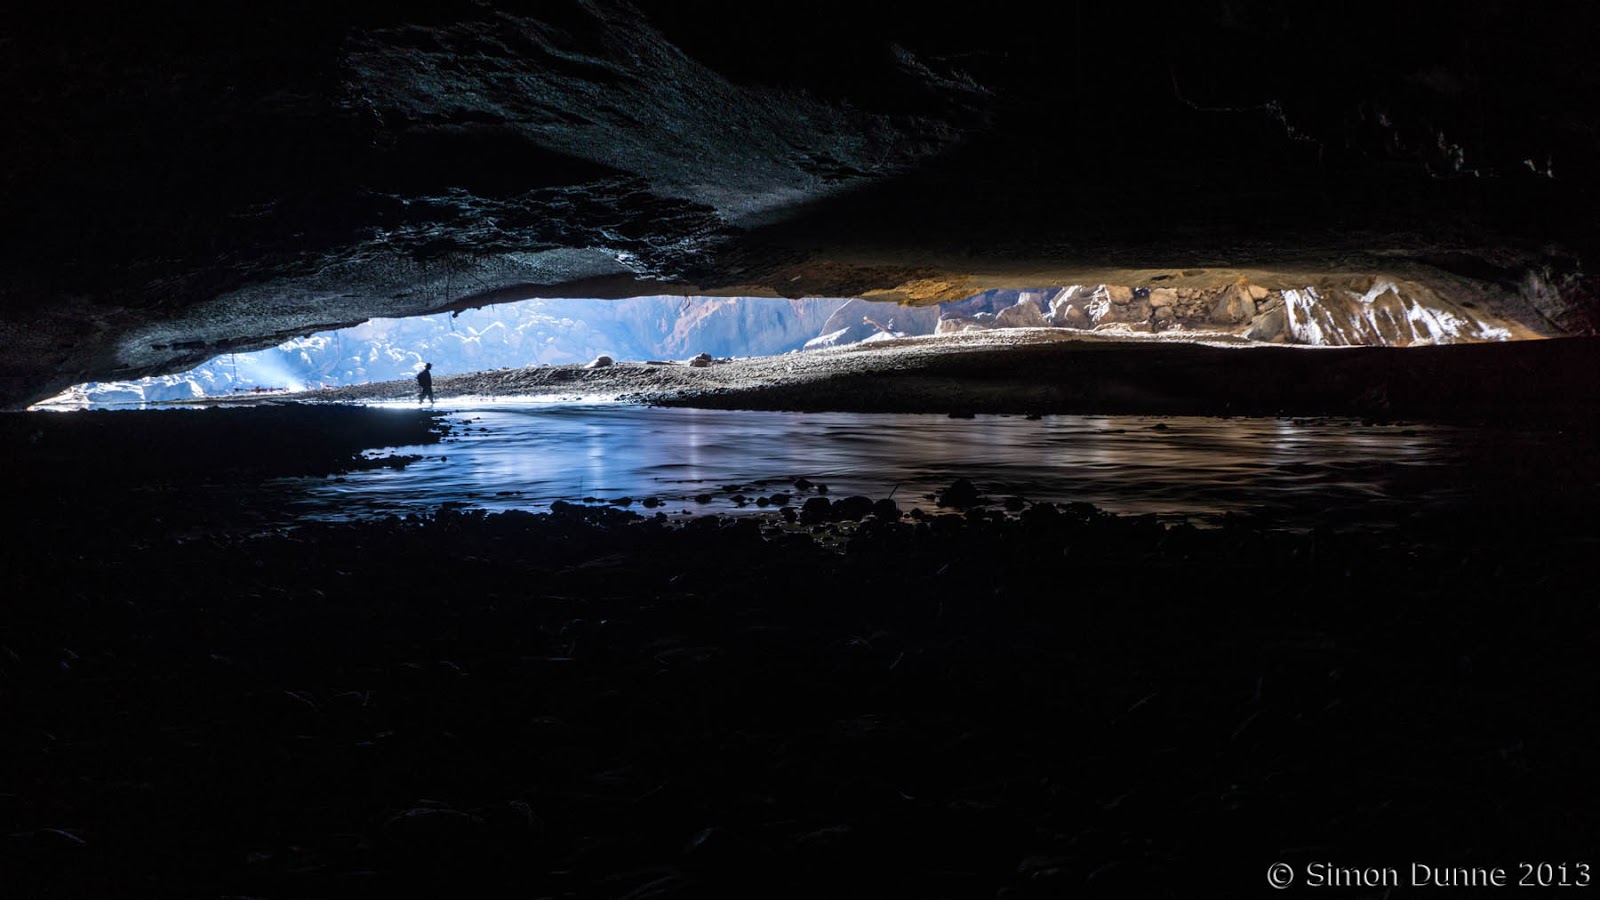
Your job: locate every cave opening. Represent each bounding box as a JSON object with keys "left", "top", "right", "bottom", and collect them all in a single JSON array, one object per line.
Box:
[
  {"left": 6, "top": 1, "right": 1600, "bottom": 895},
  {"left": 31, "top": 274, "right": 1541, "bottom": 411}
]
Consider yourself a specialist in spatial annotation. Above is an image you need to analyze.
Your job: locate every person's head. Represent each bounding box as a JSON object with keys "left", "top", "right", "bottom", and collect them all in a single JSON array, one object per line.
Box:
[{"left": 424, "top": 362, "right": 432, "bottom": 370}]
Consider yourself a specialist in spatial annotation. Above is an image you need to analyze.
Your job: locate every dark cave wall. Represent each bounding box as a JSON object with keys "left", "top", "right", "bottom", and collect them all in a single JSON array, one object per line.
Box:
[{"left": 3, "top": 1, "right": 1598, "bottom": 407}]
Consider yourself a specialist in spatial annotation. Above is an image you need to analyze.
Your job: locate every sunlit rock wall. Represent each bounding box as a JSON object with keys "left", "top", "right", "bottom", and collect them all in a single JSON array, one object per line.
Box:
[{"left": 936, "top": 279, "right": 1534, "bottom": 346}]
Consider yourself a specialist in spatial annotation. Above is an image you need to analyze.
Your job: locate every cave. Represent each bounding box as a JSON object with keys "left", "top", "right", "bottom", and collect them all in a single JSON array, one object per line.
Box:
[{"left": 4, "top": 2, "right": 1598, "bottom": 896}]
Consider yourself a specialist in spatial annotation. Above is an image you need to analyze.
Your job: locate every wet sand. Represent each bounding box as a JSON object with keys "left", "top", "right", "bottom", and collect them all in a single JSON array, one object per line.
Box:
[{"left": 4, "top": 368, "right": 1599, "bottom": 896}]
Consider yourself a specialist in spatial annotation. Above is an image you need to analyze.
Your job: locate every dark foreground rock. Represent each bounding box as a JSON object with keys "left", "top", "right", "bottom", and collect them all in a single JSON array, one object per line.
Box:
[{"left": 2, "top": 458, "right": 1596, "bottom": 897}]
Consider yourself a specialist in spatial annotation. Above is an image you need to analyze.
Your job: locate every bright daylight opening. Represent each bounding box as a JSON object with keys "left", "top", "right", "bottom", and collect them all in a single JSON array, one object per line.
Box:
[{"left": 33, "top": 279, "right": 1527, "bottom": 410}]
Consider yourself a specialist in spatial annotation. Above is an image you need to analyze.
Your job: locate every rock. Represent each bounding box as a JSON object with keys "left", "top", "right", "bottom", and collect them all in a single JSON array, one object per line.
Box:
[
  {"left": 1209, "top": 283, "right": 1258, "bottom": 325},
  {"left": 871, "top": 498, "right": 900, "bottom": 520},
  {"left": 937, "top": 478, "right": 982, "bottom": 508},
  {"left": 800, "top": 496, "right": 833, "bottom": 524},
  {"left": 1247, "top": 283, "right": 1271, "bottom": 301},
  {"left": 1046, "top": 286, "right": 1092, "bottom": 326},
  {"left": 806, "top": 297, "right": 943, "bottom": 347},
  {"left": 779, "top": 507, "right": 798, "bottom": 523},
  {"left": 1102, "top": 284, "right": 1135, "bottom": 305},
  {"left": 793, "top": 478, "right": 814, "bottom": 492},
  {"left": 1051, "top": 303, "right": 1091, "bottom": 329},
  {"left": 1153, "top": 306, "right": 1177, "bottom": 328},
  {"left": 687, "top": 352, "right": 714, "bottom": 368},
  {"left": 1019, "top": 501, "right": 1061, "bottom": 526},
  {"left": 1089, "top": 294, "right": 1152, "bottom": 326},
  {"left": 1245, "top": 298, "right": 1288, "bottom": 342},
  {"left": 694, "top": 493, "right": 712, "bottom": 504},
  {"left": 832, "top": 495, "right": 874, "bottom": 520},
  {"left": 934, "top": 312, "right": 997, "bottom": 334},
  {"left": 768, "top": 492, "right": 791, "bottom": 506},
  {"left": 584, "top": 355, "right": 614, "bottom": 369},
  {"left": 995, "top": 296, "right": 1047, "bottom": 328},
  {"left": 1148, "top": 287, "right": 1179, "bottom": 308}
]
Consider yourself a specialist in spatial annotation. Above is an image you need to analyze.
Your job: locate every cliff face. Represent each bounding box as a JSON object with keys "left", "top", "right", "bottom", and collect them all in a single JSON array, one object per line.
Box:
[{"left": 3, "top": 1, "right": 1598, "bottom": 407}]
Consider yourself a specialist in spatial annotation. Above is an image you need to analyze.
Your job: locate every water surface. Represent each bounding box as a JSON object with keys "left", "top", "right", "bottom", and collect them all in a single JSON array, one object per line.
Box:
[{"left": 274, "top": 405, "right": 1585, "bottom": 530}]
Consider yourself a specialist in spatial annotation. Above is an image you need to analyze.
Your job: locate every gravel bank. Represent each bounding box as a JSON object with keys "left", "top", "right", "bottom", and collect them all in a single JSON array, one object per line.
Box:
[{"left": 285, "top": 330, "right": 1600, "bottom": 424}]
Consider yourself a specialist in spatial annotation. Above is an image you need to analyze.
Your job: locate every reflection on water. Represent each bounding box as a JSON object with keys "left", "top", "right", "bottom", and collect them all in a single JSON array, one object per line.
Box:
[{"left": 269, "top": 405, "right": 1591, "bottom": 530}]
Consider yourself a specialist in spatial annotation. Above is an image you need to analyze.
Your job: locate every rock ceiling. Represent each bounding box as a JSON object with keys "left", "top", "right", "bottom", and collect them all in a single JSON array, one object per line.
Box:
[{"left": 3, "top": 0, "right": 1597, "bottom": 407}]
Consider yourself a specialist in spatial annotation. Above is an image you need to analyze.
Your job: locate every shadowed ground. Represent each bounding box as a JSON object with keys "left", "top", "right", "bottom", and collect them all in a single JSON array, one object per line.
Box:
[{"left": 2, "top": 404, "right": 1596, "bottom": 897}]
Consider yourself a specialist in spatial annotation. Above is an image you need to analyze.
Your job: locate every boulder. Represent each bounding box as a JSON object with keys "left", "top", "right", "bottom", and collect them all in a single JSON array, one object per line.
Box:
[
  {"left": 583, "top": 355, "right": 614, "bottom": 369},
  {"left": 832, "top": 495, "right": 875, "bottom": 521},
  {"left": 937, "top": 478, "right": 982, "bottom": 508},
  {"left": 1148, "top": 287, "right": 1179, "bottom": 308},
  {"left": 995, "top": 297, "right": 1047, "bottom": 328},
  {"left": 800, "top": 496, "right": 833, "bottom": 524},
  {"left": 1090, "top": 294, "right": 1152, "bottom": 326},
  {"left": 1050, "top": 303, "right": 1091, "bottom": 329},
  {"left": 1047, "top": 285, "right": 1092, "bottom": 311},
  {"left": 1245, "top": 297, "right": 1288, "bottom": 342},
  {"left": 687, "top": 352, "right": 714, "bottom": 368},
  {"left": 1209, "top": 283, "right": 1258, "bottom": 325},
  {"left": 1101, "top": 284, "right": 1135, "bottom": 305}
]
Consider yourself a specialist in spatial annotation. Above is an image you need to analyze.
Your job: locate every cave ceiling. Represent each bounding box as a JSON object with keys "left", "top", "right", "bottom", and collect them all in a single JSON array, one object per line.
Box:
[{"left": 3, "top": 0, "right": 1598, "bottom": 407}]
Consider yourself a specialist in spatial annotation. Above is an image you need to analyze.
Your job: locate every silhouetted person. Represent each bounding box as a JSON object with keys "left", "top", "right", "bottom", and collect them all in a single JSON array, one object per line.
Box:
[{"left": 416, "top": 362, "right": 434, "bottom": 404}]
